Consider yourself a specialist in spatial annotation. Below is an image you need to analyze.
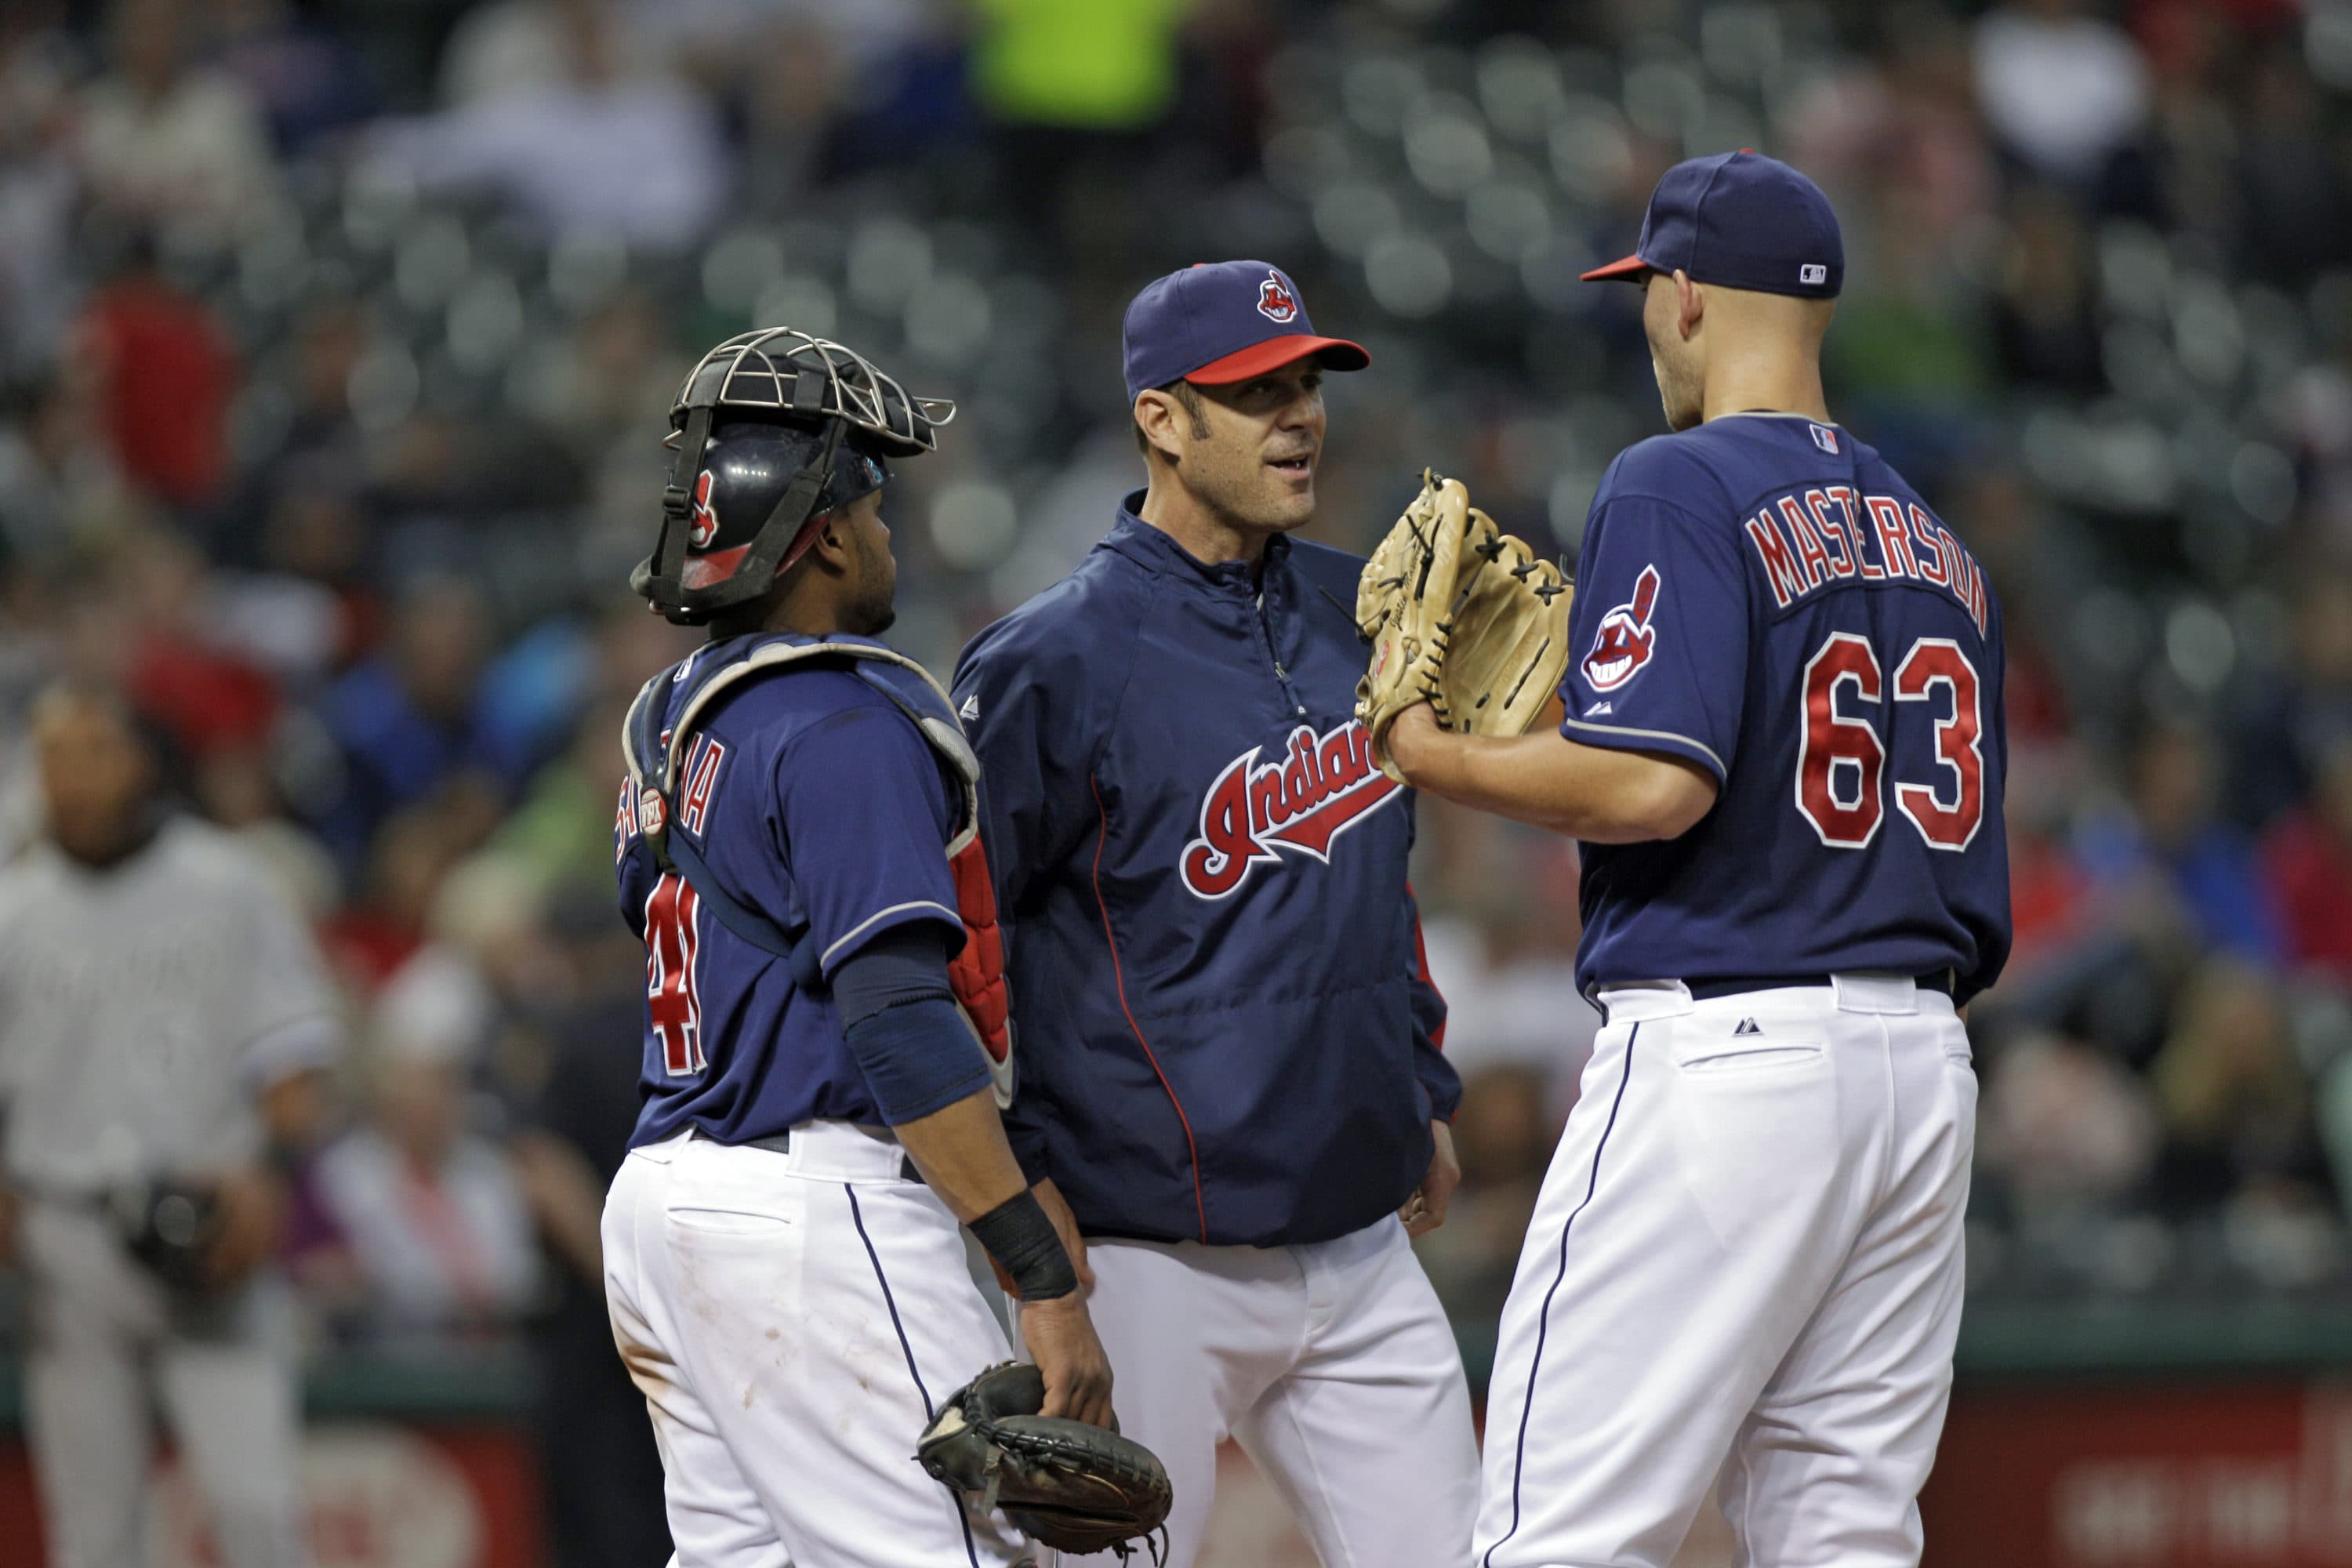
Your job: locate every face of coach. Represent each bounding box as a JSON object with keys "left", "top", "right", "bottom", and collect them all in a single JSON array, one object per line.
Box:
[
  {"left": 1134, "top": 362, "right": 1327, "bottom": 536},
  {"left": 1123, "top": 260, "right": 1370, "bottom": 561}
]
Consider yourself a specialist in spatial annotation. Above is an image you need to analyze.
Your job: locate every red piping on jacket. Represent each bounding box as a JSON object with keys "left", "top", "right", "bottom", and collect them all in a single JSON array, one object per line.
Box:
[{"left": 1408, "top": 880, "right": 1447, "bottom": 1051}]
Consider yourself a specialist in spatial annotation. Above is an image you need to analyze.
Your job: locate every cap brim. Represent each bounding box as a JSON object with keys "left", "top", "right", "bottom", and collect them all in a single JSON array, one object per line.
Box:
[
  {"left": 1187, "top": 334, "right": 1370, "bottom": 384},
  {"left": 1579, "top": 253, "right": 1653, "bottom": 283}
]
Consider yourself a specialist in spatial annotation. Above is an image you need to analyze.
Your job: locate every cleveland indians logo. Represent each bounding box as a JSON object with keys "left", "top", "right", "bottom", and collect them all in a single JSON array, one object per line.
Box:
[
  {"left": 1581, "top": 564, "right": 1662, "bottom": 691},
  {"left": 1180, "top": 720, "right": 1401, "bottom": 899},
  {"left": 688, "top": 470, "right": 719, "bottom": 549},
  {"left": 1257, "top": 271, "right": 1299, "bottom": 325}
]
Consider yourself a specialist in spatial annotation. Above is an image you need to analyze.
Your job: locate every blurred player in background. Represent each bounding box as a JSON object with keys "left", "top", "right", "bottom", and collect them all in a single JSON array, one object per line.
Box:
[
  {"left": 954, "top": 261, "right": 1479, "bottom": 1567},
  {"left": 0, "top": 681, "right": 339, "bottom": 1568}
]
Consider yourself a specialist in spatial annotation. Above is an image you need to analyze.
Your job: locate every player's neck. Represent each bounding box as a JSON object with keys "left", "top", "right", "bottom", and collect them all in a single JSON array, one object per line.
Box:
[
  {"left": 1699, "top": 353, "right": 1830, "bottom": 426},
  {"left": 1137, "top": 477, "right": 1275, "bottom": 571}
]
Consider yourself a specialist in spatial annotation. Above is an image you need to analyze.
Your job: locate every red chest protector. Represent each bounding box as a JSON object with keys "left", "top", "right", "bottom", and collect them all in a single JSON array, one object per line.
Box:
[{"left": 621, "top": 637, "right": 1014, "bottom": 1105}]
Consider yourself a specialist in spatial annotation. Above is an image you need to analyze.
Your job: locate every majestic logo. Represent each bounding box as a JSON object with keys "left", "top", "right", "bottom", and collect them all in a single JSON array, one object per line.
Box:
[
  {"left": 1179, "top": 720, "right": 1402, "bottom": 899},
  {"left": 689, "top": 470, "right": 719, "bottom": 549},
  {"left": 1256, "top": 271, "right": 1299, "bottom": 325},
  {"left": 1581, "top": 564, "right": 1662, "bottom": 691}
]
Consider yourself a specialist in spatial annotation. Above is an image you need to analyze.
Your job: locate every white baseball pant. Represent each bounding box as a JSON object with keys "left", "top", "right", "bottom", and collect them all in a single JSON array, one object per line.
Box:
[
  {"left": 1475, "top": 974, "right": 1976, "bottom": 1568},
  {"left": 1045, "top": 1217, "right": 1481, "bottom": 1568},
  {"left": 602, "top": 1126, "right": 1033, "bottom": 1568},
  {"left": 20, "top": 1198, "right": 307, "bottom": 1568}
]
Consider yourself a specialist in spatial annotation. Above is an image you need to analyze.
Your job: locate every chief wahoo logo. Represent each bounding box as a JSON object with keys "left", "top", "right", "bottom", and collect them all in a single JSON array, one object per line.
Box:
[{"left": 1580, "top": 565, "right": 1661, "bottom": 691}]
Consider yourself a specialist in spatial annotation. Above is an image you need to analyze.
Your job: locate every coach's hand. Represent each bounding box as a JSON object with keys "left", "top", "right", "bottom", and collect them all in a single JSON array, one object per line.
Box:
[
  {"left": 1019, "top": 1291, "right": 1116, "bottom": 1429},
  {"left": 1400, "top": 1120, "right": 1460, "bottom": 1239}
]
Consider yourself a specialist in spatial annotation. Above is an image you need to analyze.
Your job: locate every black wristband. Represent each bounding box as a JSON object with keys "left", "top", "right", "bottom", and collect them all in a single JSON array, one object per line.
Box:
[{"left": 969, "top": 1189, "right": 1078, "bottom": 1301}]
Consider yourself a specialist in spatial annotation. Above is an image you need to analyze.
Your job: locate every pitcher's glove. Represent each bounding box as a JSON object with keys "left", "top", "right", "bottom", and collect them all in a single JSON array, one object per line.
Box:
[
  {"left": 917, "top": 1362, "right": 1172, "bottom": 1562},
  {"left": 1355, "top": 469, "right": 1573, "bottom": 781}
]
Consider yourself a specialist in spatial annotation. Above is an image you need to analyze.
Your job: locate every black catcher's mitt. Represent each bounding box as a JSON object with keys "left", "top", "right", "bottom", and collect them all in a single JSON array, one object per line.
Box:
[
  {"left": 107, "top": 1181, "right": 223, "bottom": 1293},
  {"left": 917, "top": 1362, "right": 1172, "bottom": 1561}
]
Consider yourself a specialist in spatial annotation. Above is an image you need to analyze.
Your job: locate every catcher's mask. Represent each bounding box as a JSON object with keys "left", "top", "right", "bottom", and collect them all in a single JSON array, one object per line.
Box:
[{"left": 633, "top": 328, "right": 956, "bottom": 626}]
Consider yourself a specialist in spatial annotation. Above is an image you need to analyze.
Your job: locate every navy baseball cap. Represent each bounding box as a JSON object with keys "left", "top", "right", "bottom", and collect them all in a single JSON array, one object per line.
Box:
[
  {"left": 1582, "top": 151, "right": 1843, "bottom": 299},
  {"left": 1122, "top": 260, "right": 1369, "bottom": 403}
]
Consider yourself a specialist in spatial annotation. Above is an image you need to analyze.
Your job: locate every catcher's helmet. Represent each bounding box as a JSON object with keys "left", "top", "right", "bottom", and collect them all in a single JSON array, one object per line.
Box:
[{"left": 633, "top": 328, "right": 956, "bottom": 625}]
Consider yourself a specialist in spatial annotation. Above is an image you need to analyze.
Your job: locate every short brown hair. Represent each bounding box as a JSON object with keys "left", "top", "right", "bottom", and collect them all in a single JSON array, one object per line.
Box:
[{"left": 1132, "top": 379, "right": 1210, "bottom": 459}]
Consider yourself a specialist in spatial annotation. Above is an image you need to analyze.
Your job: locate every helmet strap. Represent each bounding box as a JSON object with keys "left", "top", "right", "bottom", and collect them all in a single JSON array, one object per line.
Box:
[{"left": 730, "top": 415, "right": 848, "bottom": 593}]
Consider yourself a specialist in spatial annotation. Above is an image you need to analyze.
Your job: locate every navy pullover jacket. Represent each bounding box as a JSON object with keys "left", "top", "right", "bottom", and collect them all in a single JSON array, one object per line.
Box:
[{"left": 953, "top": 495, "right": 1460, "bottom": 1249}]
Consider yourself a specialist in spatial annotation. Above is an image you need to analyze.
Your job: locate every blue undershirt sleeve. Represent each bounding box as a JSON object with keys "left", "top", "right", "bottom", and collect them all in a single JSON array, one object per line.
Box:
[{"left": 833, "top": 925, "right": 993, "bottom": 1127}]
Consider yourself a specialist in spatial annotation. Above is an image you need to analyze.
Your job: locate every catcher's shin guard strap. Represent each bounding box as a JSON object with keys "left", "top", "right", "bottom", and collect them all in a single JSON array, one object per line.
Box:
[{"left": 969, "top": 1189, "right": 1077, "bottom": 1301}]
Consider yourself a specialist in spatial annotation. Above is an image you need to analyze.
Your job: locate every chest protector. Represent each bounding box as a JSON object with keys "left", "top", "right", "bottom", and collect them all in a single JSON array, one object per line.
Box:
[{"left": 620, "top": 636, "right": 1014, "bottom": 1106}]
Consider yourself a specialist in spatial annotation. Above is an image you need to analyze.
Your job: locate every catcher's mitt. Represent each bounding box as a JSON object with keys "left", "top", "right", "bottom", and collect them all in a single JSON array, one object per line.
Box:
[
  {"left": 107, "top": 1181, "right": 223, "bottom": 1294},
  {"left": 1355, "top": 470, "right": 1573, "bottom": 781},
  {"left": 917, "top": 1362, "right": 1172, "bottom": 1562}
]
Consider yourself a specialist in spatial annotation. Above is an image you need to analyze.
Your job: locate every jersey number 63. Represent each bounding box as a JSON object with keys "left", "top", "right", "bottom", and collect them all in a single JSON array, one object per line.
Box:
[{"left": 1796, "top": 632, "right": 1984, "bottom": 851}]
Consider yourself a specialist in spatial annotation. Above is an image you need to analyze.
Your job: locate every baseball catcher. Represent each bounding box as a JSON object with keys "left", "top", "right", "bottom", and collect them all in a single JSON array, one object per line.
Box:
[{"left": 1355, "top": 470, "right": 1573, "bottom": 780}]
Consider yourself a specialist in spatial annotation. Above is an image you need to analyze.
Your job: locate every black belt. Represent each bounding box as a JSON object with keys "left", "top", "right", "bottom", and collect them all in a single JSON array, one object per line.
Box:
[
  {"left": 741, "top": 1130, "right": 920, "bottom": 1182},
  {"left": 1685, "top": 971, "right": 1955, "bottom": 1002}
]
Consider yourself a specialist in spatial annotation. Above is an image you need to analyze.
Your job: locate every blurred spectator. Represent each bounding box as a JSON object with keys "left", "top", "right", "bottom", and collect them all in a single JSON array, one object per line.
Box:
[
  {"left": 209, "top": 0, "right": 377, "bottom": 154},
  {"left": 74, "top": 244, "right": 239, "bottom": 511},
  {"left": 76, "top": 0, "right": 280, "bottom": 241},
  {"left": 2079, "top": 718, "right": 2283, "bottom": 963},
  {"left": 0, "top": 16, "right": 81, "bottom": 376},
  {"left": 2232, "top": 570, "right": 2352, "bottom": 829},
  {"left": 368, "top": 0, "right": 727, "bottom": 241},
  {"left": 2148, "top": 960, "right": 2325, "bottom": 1214},
  {"left": 1989, "top": 185, "right": 2107, "bottom": 394},
  {"left": 2262, "top": 730, "right": 2352, "bottom": 982},
  {"left": 118, "top": 528, "right": 281, "bottom": 765},
  {"left": 972, "top": 0, "right": 1191, "bottom": 132},
  {"left": 316, "top": 577, "right": 528, "bottom": 865},
  {"left": 0, "top": 372, "right": 132, "bottom": 566},
  {"left": 311, "top": 1031, "right": 539, "bottom": 1344},
  {"left": 1979, "top": 1030, "right": 2162, "bottom": 1215},
  {"left": 1973, "top": 0, "right": 2153, "bottom": 186}
]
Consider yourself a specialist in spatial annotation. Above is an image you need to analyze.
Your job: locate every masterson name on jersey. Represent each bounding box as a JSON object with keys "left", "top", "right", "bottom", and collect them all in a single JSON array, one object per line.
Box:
[
  {"left": 1180, "top": 719, "right": 1402, "bottom": 900},
  {"left": 1741, "top": 485, "right": 1988, "bottom": 633}
]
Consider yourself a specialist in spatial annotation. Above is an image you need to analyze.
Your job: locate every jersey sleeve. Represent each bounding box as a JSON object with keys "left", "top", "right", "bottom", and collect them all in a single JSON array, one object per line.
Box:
[
  {"left": 235, "top": 867, "right": 343, "bottom": 1091},
  {"left": 775, "top": 705, "right": 965, "bottom": 978},
  {"left": 1557, "top": 491, "right": 1751, "bottom": 782},
  {"left": 951, "top": 626, "right": 1100, "bottom": 920},
  {"left": 953, "top": 619, "right": 1109, "bottom": 1179}
]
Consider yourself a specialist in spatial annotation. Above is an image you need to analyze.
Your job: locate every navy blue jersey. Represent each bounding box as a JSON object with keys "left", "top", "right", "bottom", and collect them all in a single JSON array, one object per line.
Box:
[
  {"left": 953, "top": 503, "right": 1458, "bottom": 1249},
  {"left": 1562, "top": 414, "right": 2011, "bottom": 1002},
  {"left": 615, "top": 637, "right": 969, "bottom": 1146}
]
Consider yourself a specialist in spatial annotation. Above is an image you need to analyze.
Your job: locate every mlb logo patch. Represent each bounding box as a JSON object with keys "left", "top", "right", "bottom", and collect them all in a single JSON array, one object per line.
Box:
[
  {"left": 1809, "top": 423, "right": 1838, "bottom": 454},
  {"left": 1799, "top": 263, "right": 1828, "bottom": 285}
]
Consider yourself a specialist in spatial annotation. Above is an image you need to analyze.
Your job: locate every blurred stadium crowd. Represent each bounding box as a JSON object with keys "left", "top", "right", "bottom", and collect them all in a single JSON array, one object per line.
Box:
[{"left": 5, "top": 0, "right": 2352, "bottom": 1445}]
